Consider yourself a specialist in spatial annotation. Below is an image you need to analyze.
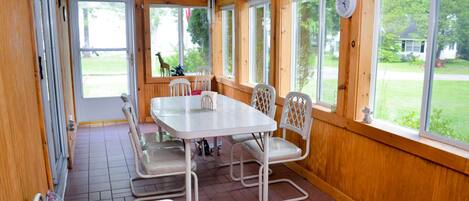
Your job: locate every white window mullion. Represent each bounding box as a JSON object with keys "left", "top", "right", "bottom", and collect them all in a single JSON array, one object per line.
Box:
[
  {"left": 369, "top": 0, "right": 382, "bottom": 115},
  {"left": 419, "top": 0, "right": 439, "bottom": 136},
  {"left": 222, "top": 11, "right": 228, "bottom": 75},
  {"left": 263, "top": 4, "right": 269, "bottom": 83},
  {"left": 249, "top": 7, "right": 256, "bottom": 82},
  {"left": 178, "top": 8, "right": 184, "bottom": 66},
  {"left": 291, "top": 1, "right": 298, "bottom": 90},
  {"left": 317, "top": 0, "right": 326, "bottom": 104},
  {"left": 232, "top": 9, "right": 236, "bottom": 77}
]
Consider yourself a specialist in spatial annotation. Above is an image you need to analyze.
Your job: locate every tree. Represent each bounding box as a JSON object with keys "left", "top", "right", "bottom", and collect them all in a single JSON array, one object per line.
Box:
[
  {"left": 455, "top": 0, "right": 469, "bottom": 59},
  {"left": 378, "top": 0, "right": 469, "bottom": 63},
  {"left": 295, "top": 0, "right": 319, "bottom": 91},
  {"left": 80, "top": 2, "right": 125, "bottom": 57},
  {"left": 187, "top": 8, "right": 209, "bottom": 61},
  {"left": 294, "top": 0, "right": 340, "bottom": 91},
  {"left": 378, "top": 0, "right": 429, "bottom": 62}
]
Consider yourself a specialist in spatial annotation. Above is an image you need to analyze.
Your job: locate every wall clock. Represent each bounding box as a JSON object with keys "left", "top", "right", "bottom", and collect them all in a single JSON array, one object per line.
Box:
[{"left": 336, "top": 0, "right": 357, "bottom": 18}]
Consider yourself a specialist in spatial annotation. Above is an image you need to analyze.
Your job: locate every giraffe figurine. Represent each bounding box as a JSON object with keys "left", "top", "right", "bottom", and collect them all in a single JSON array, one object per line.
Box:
[{"left": 155, "top": 52, "right": 170, "bottom": 77}]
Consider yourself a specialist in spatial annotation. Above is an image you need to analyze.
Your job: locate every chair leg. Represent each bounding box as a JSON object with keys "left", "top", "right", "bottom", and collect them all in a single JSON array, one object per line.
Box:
[
  {"left": 192, "top": 171, "right": 199, "bottom": 201},
  {"left": 218, "top": 143, "right": 272, "bottom": 181},
  {"left": 239, "top": 150, "right": 259, "bottom": 188},
  {"left": 130, "top": 177, "right": 185, "bottom": 200},
  {"left": 258, "top": 164, "right": 264, "bottom": 201},
  {"left": 253, "top": 165, "right": 309, "bottom": 201},
  {"left": 267, "top": 179, "right": 309, "bottom": 201}
]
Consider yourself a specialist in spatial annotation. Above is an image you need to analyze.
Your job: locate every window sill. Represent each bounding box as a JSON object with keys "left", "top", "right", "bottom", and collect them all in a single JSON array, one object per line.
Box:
[
  {"left": 368, "top": 120, "right": 469, "bottom": 159},
  {"left": 345, "top": 118, "right": 469, "bottom": 175},
  {"left": 145, "top": 75, "right": 214, "bottom": 84},
  {"left": 216, "top": 76, "right": 236, "bottom": 86}
]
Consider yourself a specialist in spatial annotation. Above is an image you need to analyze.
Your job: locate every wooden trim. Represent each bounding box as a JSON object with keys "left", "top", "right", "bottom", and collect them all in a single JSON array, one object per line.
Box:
[
  {"left": 268, "top": 0, "right": 277, "bottom": 87},
  {"left": 212, "top": 2, "right": 223, "bottom": 77},
  {"left": 78, "top": 119, "right": 127, "bottom": 126},
  {"left": 344, "top": 0, "right": 375, "bottom": 120},
  {"left": 285, "top": 163, "right": 354, "bottom": 201},
  {"left": 144, "top": 0, "right": 208, "bottom": 6},
  {"left": 145, "top": 75, "right": 214, "bottom": 84},
  {"left": 235, "top": 0, "right": 249, "bottom": 85},
  {"left": 143, "top": 2, "right": 153, "bottom": 84},
  {"left": 335, "top": 17, "right": 351, "bottom": 117},
  {"left": 218, "top": 0, "right": 234, "bottom": 7},
  {"left": 274, "top": 0, "right": 292, "bottom": 97},
  {"left": 215, "top": 76, "right": 236, "bottom": 87},
  {"left": 135, "top": 0, "right": 147, "bottom": 122}
]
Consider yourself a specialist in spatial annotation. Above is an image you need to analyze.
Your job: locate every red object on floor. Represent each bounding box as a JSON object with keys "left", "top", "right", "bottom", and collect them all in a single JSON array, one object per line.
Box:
[{"left": 192, "top": 90, "right": 202, "bottom": 95}]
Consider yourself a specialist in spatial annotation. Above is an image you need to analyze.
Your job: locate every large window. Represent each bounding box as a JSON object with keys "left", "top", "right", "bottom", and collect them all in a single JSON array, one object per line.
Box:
[
  {"left": 249, "top": 1, "right": 271, "bottom": 84},
  {"left": 222, "top": 7, "right": 235, "bottom": 78},
  {"left": 371, "top": 0, "right": 469, "bottom": 149},
  {"left": 291, "top": 0, "right": 340, "bottom": 107},
  {"left": 150, "top": 6, "right": 210, "bottom": 77}
]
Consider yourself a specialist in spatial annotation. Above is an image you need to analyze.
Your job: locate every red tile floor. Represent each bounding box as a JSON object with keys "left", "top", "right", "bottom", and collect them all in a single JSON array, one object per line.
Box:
[{"left": 65, "top": 123, "right": 334, "bottom": 201}]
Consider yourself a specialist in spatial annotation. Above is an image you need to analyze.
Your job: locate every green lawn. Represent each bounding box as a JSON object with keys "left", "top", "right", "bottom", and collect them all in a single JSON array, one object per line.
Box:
[
  {"left": 81, "top": 52, "right": 127, "bottom": 75},
  {"left": 378, "top": 60, "right": 469, "bottom": 74},
  {"left": 374, "top": 79, "right": 469, "bottom": 143}
]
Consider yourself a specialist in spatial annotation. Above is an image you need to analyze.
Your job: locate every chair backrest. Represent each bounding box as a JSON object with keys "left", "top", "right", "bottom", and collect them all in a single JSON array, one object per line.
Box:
[
  {"left": 122, "top": 102, "right": 144, "bottom": 160},
  {"left": 194, "top": 75, "right": 212, "bottom": 91},
  {"left": 120, "top": 93, "right": 139, "bottom": 129},
  {"left": 279, "top": 92, "right": 313, "bottom": 140},
  {"left": 169, "top": 78, "right": 192, "bottom": 96},
  {"left": 251, "top": 84, "right": 277, "bottom": 119}
]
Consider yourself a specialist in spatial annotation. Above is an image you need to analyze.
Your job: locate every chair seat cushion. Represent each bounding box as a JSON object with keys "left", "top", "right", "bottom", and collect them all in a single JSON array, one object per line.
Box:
[
  {"left": 242, "top": 137, "right": 302, "bottom": 162},
  {"left": 191, "top": 90, "right": 203, "bottom": 95},
  {"left": 141, "top": 132, "right": 182, "bottom": 149},
  {"left": 231, "top": 133, "right": 264, "bottom": 143},
  {"left": 141, "top": 148, "right": 196, "bottom": 175}
]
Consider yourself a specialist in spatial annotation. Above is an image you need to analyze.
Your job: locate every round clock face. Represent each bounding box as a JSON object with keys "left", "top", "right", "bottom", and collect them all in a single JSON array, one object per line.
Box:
[{"left": 336, "top": 0, "right": 356, "bottom": 18}]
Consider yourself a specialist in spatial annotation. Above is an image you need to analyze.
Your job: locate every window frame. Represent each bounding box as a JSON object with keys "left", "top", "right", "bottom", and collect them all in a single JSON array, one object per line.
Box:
[
  {"left": 290, "top": 0, "right": 337, "bottom": 109},
  {"left": 221, "top": 5, "right": 235, "bottom": 79},
  {"left": 248, "top": 0, "right": 270, "bottom": 84},
  {"left": 369, "top": 0, "right": 469, "bottom": 150},
  {"left": 148, "top": 4, "right": 210, "bottom": 77}
]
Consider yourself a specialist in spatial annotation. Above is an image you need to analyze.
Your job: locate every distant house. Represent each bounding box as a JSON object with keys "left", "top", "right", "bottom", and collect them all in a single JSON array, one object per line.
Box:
[{"left": 399, "top": 22, "right": 457, "bottom": 60}]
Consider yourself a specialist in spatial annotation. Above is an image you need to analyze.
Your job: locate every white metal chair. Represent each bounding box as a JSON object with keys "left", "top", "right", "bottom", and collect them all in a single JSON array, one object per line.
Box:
[
  {"left": 123, "top": 103, "right": 199, "bottom": 201},
  {"left": 240, "top": 92, "right": 313, "bottom": 201},
  {"left": 194, "top": 75, "right": 212, "bottom": 91},
  {"left": 33, "top": 193, "right": 44, "bottom": 201},
  {"left": 169, "top": 78, "right": 192, "bottom": 96},
  {"left": 120, "top": 93, "right": 174, "bottom": 144},
  {"left": 225, "top": 84, "right": 276, "bottom": 181}
]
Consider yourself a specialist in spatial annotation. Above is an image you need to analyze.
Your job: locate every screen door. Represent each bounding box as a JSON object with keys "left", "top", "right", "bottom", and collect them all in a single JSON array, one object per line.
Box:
[{"left": 71, "top": 0, "right": 135, "bottom": 122}]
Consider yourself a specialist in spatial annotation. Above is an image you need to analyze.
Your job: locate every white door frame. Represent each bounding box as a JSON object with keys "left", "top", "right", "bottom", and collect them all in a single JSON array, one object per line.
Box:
[
  {"left": 70, "top": 0, "right": 137, "bottom": 123},
  {"left": 33, "top": 0, "right": 69, "bottom": 196}
]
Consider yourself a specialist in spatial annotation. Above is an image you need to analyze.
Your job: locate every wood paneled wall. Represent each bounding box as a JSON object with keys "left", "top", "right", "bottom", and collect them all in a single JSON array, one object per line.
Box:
[
  {"left": 0, "top": 1, "right": 52, "bottom": 200},
  {"left": 216, "top": 83, "right": 469, "bottom": 201}
]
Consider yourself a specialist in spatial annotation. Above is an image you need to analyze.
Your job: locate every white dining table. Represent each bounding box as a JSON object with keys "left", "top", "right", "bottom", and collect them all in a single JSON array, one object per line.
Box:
[{"left": 151, "top": 95, "right": 277, "bottom": 201}]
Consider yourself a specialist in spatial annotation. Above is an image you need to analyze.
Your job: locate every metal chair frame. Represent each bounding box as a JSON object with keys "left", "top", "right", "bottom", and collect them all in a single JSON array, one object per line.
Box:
[
  {"left": 220, "top": 84, "right": 277, "bottom": 181},
  {"left": 239, "top": 92, "right": 313, "bottom": 201},
  {"left": 121, "top": 93, "right": 174, "bottom": 144},
  {"left": 123, "top": 103, "right": 199, "bottom": 201}
]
